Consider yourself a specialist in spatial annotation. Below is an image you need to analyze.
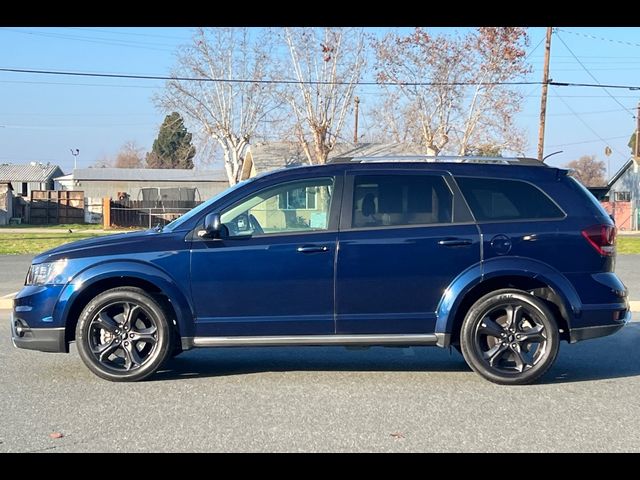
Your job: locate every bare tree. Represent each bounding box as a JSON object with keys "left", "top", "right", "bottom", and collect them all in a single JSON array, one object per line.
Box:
[
  {"left": 373, "top": 27, "right": 530, "bottom": 156},
  {"left": 278, "top": 28, "right": 366, "bottom": 164},
  {"left": 158, "top": 28, "right": 277, "bottom": 185},
  {"left": 565, "top": 155, "right": 607, "bottom": 187},
  {"left": 115, "top": 140, "right": 145, "bottom": 169},
  {"left": 92, "top": 155, "right": 113, "bottom": 168}
]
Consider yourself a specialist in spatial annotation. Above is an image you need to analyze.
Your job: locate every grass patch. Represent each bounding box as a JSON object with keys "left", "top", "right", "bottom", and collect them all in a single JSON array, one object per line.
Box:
[
  {"left": 0, "top": 223, "right": 103, "bottom": 230},
  {"left": 617, "top": 237, "right": 640, "bottom": 254},
  {"left": 0, "top": 232, "right": 110, "bottom": 255}
]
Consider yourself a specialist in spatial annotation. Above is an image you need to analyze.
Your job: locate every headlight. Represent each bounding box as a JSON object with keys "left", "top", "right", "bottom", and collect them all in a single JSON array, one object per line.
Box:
[{"left": 25, "top": 260, "right": 68, "bottom": 286}]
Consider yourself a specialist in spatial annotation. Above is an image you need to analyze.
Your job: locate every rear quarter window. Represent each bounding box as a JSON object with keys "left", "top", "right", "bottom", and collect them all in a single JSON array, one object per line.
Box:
[
  {"left": 565, "top": 176, "right": 612, "bottom": 221},
  {"left": 455, "top": 177, "right": 565, "bottom": 222}
]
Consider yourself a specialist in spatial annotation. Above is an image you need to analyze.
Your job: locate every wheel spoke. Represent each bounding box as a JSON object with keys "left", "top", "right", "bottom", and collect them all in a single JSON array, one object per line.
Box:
[
  {"left": 123, "top": 342, "right": 144, "bottom": 370},
  {"left": 505, "top": 305, "right": 523, "bottom": 331},
  {"left": 124, "top": 303, "right": 141, "bottom": 329},
  {"left": 131, "top": 326, "right": 157, "bottom": 344},
  {"left": 484, "top": 343, "right": 509, "bottom": 367},
  {"left": 94, "top": 312, "right": 118, "bottom": 333},
  {"left": 478, "top": 318, "right": 505, "bottom": 338},
  {"left": 519, "top": 324, "right": 545, "bottom": 343},
  {"left": 511, "top": 345, "right": 529, "bottom": 372},
  {"left": 93, "top": 339, "right": 120, "bottom": 363}
]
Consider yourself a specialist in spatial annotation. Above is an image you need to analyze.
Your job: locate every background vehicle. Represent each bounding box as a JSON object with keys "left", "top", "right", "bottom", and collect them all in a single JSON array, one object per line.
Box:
[{"left": 11, "top": 156, "right": 630, "bottom": 384}]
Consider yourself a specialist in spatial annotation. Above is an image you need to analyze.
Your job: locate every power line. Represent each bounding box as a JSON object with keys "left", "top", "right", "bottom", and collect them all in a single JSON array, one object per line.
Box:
[
  {"left": 2, "top": 66, "right": 640, "bottom": 90},
  {"left": 552, "top": 90, "right": 629, "bottom": 160},
  {"left": 7, "top": 77, "right": 637, "bottom": 99},
  {"left": 524, "top": 35, "right": 546, "bottom": 61},
  {"left": 547, "top": 134, "right": 629, "bottom": 148},
  {"left": 65, "top": 27, "right": 189, "bottom": 41},
  {"left": 0, "top": 67, "right": 543, "bottom": 86},
  {"left": 556, "top": 28, "right": 640, "bottom": 49},
  {"left": 521, "top": 107, "right": 634, "bottom": 118},
  {"left": 555, "top": 32, "right": 636, "bottom": 119},
  {"left": 0, "top": 28, "right": 175, "bottom": 52},
  {"left": 0, "top": 79, "right": 159, "bottom": 89}
]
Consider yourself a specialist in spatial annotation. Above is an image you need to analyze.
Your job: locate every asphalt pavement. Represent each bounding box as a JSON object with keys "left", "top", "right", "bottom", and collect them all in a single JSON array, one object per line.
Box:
[{"left": 0, "top": 311, "right": 638, "bottom": 452}]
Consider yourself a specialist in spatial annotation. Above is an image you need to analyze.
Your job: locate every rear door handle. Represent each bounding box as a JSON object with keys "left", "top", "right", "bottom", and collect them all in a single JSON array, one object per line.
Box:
[
  {"left": 438, "top": 238, "right": 473, "bottom": 247},
  {"left": 297, "top": 245, "right": 329, "bottom": 253}
]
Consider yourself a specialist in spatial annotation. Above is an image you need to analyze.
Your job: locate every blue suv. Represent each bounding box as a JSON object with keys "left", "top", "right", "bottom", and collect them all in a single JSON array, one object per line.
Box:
[{"left": 10, "top": 157, "right": 630, "bottom": 384}]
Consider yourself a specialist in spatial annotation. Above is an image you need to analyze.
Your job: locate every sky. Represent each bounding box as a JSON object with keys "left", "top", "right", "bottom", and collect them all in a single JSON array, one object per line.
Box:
[{"left": 0, "top": 27, "right": 638, "bottom": 178}]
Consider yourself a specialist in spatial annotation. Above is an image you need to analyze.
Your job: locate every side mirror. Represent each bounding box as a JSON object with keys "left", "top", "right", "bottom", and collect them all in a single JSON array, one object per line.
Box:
[{"left": 197, "top": 212, "right": 228, "bottom": 239}]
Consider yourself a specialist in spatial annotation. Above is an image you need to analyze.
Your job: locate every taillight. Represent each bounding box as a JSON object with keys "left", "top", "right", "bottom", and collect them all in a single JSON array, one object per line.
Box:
[{"left": 581, "top": 224, "right": 616, "bottom": 256}]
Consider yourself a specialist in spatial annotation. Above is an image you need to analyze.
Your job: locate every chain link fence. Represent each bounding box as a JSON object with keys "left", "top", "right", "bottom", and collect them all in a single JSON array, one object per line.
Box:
[{"left": 110, "top": 199, "right": 202, "bottom": 229}]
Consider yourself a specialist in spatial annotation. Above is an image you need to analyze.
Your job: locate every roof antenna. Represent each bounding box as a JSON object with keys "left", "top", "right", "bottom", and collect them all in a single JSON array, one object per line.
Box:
[{"left": 542, "top": 150, "right": 563, "bottom": 162}]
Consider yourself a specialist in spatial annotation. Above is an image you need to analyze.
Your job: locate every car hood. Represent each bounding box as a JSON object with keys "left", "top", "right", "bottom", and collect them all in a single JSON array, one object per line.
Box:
[{"left": 33, "top": 229, "right": 161, "bottom": 264}]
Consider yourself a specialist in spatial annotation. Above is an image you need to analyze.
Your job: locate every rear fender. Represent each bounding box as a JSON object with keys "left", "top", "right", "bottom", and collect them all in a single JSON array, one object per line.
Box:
[{"left": 436, "top": 257, "right": 581, "bottom": 341}]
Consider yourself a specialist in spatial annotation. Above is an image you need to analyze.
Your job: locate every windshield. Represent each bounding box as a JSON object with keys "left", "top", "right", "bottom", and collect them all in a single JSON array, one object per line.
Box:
[{"left": 163, "top": 177, "right": 255, "bottom": 232}]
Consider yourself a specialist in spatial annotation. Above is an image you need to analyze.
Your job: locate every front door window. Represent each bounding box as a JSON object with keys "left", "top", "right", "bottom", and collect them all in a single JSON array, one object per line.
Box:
[{"left": 221, "top": 178, "right": 334, "bottom": 237}]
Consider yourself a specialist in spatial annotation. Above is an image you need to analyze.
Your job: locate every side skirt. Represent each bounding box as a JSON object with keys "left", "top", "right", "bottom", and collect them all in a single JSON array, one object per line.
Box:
[{"left": 181, "top": 333, "right": 440, "bottom": 350}]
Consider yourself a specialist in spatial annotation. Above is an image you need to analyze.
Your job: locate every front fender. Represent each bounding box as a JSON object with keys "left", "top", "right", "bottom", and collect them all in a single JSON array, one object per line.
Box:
[
  {"left": 435, "top": 257, "right": 582, "bottom": 340},
  {"left": 53, "top": 260, "right": 195, "bottom": 337}
]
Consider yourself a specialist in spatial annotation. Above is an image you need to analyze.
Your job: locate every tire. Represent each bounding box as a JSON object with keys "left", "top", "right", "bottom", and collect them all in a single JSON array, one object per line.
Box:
[
  {"left": 460, "top": 289, "right": 559, "bottom": 385},
  {"left": 76, "top": 287, "right": 172, "bottom": 382}
]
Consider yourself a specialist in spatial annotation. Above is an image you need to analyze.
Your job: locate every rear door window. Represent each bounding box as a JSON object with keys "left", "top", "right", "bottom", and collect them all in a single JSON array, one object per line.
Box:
[{"left": 351, "top": 175, "right": 454, "bottom": 228}]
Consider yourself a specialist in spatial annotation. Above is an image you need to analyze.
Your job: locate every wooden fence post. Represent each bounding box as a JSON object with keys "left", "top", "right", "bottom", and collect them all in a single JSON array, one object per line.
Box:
[{"left": 103, "top": 197, "right": 111, "bottom": 229}]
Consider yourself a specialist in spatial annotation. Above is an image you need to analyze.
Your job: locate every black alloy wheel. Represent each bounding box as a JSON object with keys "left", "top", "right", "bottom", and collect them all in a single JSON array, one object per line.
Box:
[
  {"left": 76, "top": 287, "right": 172, "bottom": 382},
  {"left": 460, "top": 289, "right": 559, "bottom": 385}
]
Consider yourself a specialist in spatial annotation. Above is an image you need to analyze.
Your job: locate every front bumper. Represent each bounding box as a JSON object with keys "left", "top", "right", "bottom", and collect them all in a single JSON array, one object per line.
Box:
[
  {"left": 10, "top": 312, "right": 66, "bottom": 352},
  {"left": 11, "top": 284, "right": 67, "bottom": 353}
]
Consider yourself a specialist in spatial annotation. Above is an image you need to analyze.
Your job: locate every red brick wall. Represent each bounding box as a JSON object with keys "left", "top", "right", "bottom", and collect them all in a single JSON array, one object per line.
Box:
[{"left": 600, "top": 201, "right": 633, "bottom": 230}]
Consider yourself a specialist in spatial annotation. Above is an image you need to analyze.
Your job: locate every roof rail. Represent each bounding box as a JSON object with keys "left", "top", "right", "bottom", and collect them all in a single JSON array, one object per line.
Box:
[{"left": 345, "top": 155, "right": 545, "bottom": 166}]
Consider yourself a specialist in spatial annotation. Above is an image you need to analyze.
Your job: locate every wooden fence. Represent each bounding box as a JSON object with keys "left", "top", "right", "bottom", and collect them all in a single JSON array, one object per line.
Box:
[{"left": 30, "top": 190, "right": 84, "bottom": 225}]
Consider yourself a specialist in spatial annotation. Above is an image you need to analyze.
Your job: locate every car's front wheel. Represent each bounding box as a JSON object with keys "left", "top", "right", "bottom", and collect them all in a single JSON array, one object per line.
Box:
[
  {"left": 460, "top": 289, "right": 559, "bottom": 385},
  {"left": 76, "top": 287, "right": 172, "bottom": 382}
]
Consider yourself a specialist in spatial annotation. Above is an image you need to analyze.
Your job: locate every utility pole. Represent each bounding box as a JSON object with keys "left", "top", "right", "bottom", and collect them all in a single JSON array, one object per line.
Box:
[
  {"left": 636, "top": 102, "right": 640, "bottom": 160},
  {"left": 353, "top": 96, "right": 360, "bottom": 144},
  {"left": 537, "top": 27, "right": 553, "bottom": 162}
]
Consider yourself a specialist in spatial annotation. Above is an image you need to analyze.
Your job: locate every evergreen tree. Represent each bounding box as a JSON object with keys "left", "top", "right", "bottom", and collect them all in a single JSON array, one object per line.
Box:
[{"left": 146, "top": 112, "right": 196, "bottom": 169}]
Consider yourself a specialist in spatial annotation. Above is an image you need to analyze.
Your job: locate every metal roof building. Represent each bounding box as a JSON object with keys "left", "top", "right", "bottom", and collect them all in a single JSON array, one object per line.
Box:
[
  {"left": 240, "top": 142, "right": 426, "bottom": 180},
  {"left": 0, "top": 163, "right": 64, "bottom": 197},
  {"left": 54, "top": 167, "right": 229, "bottom": 201}
]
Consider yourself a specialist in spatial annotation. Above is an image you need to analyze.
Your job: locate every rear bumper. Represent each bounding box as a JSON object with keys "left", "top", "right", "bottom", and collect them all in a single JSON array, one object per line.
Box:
[
  {"left": 10, "top": 312, "right": 66, "bottom": 353},
  {"left": 569, "top": 307, "right": 631, "bottom": 343}
]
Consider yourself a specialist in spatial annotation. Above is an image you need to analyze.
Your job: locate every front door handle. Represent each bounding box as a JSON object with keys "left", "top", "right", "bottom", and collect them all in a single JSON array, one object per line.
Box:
[
  {"left": 438, "top": 238, "right": 473, "bottom": 247},
  {"left": 297, "top": 245, "right": 329, "bottom": 253}
]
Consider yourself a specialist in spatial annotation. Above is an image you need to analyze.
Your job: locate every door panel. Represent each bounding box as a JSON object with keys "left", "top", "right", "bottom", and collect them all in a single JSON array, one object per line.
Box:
[
  {"left": 191, "top": 232, "right": 336, "bottom": 336},
  {"left": 190, "top": 176, "right": 340, "bottom": 337},
  {"left": 336, "top": 172, "right": 480, "bottom": 334},
  {"left": 336, "top": 225, "right": 480, "bottom": 334}
]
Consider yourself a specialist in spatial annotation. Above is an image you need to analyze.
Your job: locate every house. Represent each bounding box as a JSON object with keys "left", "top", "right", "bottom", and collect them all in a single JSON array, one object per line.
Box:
[
  {"left": 598, "top": 158, "right": 637, "bottom": 230},
  {"left": 0, "top": 163, "right": 64, "bottom": 198},
  {"left": 0, "top": 182, "right": 14, "bottom": 226},
  {"left": 240, "top": 142, "right": 426, "bottom": 181},
  {"left": 54, "top": 168, "right": 229, "bottom": 201}
]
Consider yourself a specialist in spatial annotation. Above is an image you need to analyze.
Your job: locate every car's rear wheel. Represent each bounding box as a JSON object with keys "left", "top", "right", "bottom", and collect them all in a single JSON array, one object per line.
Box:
[
  {"left": 76, "top": 287, "right": 172, "bottom": 382},
  {"left": 460, "top": 289, "right": 559, "bottom": 385}
]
